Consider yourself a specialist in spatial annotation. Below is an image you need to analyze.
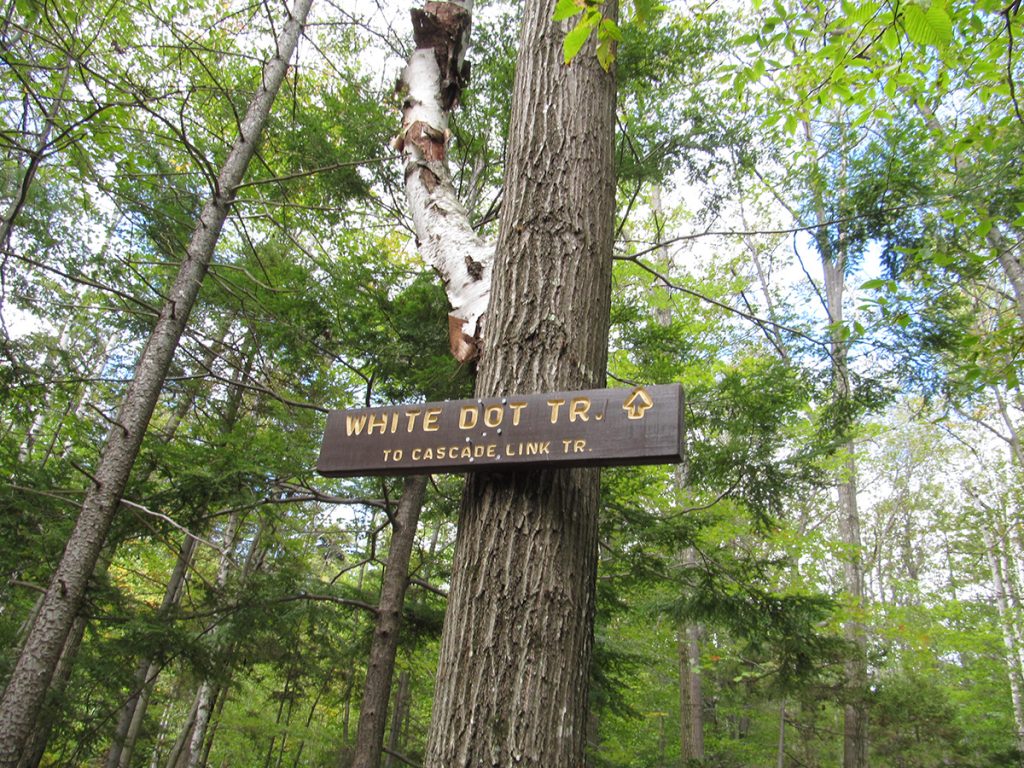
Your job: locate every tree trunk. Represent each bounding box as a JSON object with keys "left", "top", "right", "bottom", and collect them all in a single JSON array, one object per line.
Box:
[
  {"left": 776, "top": 700, "right": 786, "bottom": 768},
  {"left": 382, "top": 671, "right": 410, "bottom": 768},
  {"left": 982, "top": 526, "right": 1024, "bottom": 760},
  {"left": 422, "top": 0, "right": 616, "bottom": 764},
  {"left": 338, "top": 670, "right": 355, "bottom": 768},
  {"left": 351, "top": 475, "right": 429, "bottom": 768},
  {"left": 106, "top": 536, "right": 197, "bottom": 768},
  {"left": 837, "top": 442, "right": 868, "bottom": 768},
  {"left": 0, "top": 63, "right": 69, "bottom": 254},
  {"left": 806, "top": 118, "right": 868, "bottom": 768},
  {"left": 17, "top": 547, "right": 116, "bottom": 768},
  {"left": 651, "top": 185, "right": 704, "bottom": 766},
  {"left": 181, "top": 512, "right": 243, "bottom": 768},
  {"left": 291, "top": 684, "right": 326, "bottom": 768},
  {"left": 396, "top": 0, "right": 489, "bottom": 362},
  {"left": 199, "top": 680, "right": 228, "bottom": 768},
  {"left": 162, "top": 694, "right": 201, "bottom": 768},
  {"left": 15, "top": 612, "right": 86, "bottom": 768},
  {"left": 678, "top": 621, "right": 704, "bottom": 763},
  {"left": 0, "top": 2, "right": 313, "bottom": 763}
]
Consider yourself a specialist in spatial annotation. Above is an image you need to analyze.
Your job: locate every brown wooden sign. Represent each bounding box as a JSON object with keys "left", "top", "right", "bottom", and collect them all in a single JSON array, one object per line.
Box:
[{"left": 317, "top": 384, "right": 683, "bottom": 477}]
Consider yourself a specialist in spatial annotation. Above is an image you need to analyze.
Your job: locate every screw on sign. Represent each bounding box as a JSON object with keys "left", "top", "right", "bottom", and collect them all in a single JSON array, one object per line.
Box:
[{"left": 317, "top": 384, "right": 684, "bottom": 478}]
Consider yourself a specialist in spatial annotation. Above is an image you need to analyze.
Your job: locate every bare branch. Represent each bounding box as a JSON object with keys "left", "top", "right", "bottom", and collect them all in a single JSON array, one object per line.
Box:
[{"left": 119, "top": 499, "right": 235, "bottom": 561}]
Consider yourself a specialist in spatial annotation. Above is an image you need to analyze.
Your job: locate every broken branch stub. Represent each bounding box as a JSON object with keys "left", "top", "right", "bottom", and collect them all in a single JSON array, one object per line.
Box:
[
  {"left": 411, "top": 1, "right": 472, "bottom": 110},
  {"left": 398, "top": 0, "right": 492, "bottom": 363}
]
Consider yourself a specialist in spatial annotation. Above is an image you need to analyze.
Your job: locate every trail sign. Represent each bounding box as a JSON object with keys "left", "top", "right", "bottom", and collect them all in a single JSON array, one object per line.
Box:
[{"left": 317, "top": 384, "right": 683, "bottom": 477}]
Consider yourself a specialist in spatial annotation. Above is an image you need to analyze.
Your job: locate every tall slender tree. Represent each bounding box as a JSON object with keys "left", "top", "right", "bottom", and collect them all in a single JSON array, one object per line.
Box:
[
  {"left": 0, "top": 1, "right": 314, "bottom": 762},
  {"left": 351, "top": 474, "right": 429, "bottom": 768}
]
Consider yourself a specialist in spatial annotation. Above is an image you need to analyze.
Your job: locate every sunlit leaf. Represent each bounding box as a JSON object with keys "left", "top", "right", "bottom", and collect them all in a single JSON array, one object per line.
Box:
[
  {"left": 902, "top": 2, "right": 953, "bottom": 47},
  {"left": 553, "top": 0, "right": 583, "bottom": 22}
]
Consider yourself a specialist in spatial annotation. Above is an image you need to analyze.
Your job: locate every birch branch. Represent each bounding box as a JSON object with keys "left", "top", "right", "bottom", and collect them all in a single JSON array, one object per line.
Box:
[{"left": 395, "top": 0, "right": 491, "bottom": 362}]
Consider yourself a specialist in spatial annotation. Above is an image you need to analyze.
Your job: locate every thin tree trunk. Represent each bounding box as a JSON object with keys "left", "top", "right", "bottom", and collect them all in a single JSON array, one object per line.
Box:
[
  {"left": 274, "top": 691, "right": 297, "bottom": 768},
  {"left": 290, "top": 684, "right": 326, "bottom": 768},
  {"left": 163, "top": 694, "right": 201, "bottom": 768},
  {"left": 199, "top": 680, "right": 228, "bottom": 768},
  {"left": 837, "top": 441, "right": 867, "bottom": 768},
  {"left": 263, "top": 675, "right": 292, "bottom": 768},
  {"left": 106, "top": 536, "right": 197, "bottom": 768},
  {"left": 337, "top": 670, "right": 355, "bottom": 768},
  {"left": 40, "top": 334, "right": 112, "bottom": 467},
  {"left": 146, "top": 681, "right": 179, "bottom": 768},
  {"left": 382, "top": 671, "right": 409, "bottom": 768},
  {"left": 995, "top": 387, "right": 1024, "bottom": 467},
  {"left": 422, "top": 0, "right": 616, "bottom": 763},
  {"left": 983, "top": 526, "right": 1024, "bottom": 761},
  {"left": 18, "top": 323, "right": 68, "bottom": 463},
  {"left": 776, "top": 700, "right": 786, "bottom": 768},
  {"left": 0, "top": 64, "right": 70, "bottom": 254},
  {"left": 805, "top": 117, "right": 868, "bottom": 768},
  {"left": 351, "top": 475, "right": 429, "bottom": 768},
  {"left": 678, "top": 620, "right": 704, "bottom": 763},
  {"left": 0, "top": 3, "right": 312, "bottom": 762},
  {"left": 182, "top": 512, "right": 242, "bottom": 768},
  {"left": 650, "top": 185, "right": 704, "bottom": 765}
]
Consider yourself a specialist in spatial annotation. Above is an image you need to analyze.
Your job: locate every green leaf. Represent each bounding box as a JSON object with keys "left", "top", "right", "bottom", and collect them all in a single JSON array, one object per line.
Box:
[
  {"left": 563, "top": 18, "right": 595, "bottom": 64},
  {"left": 600, "top": 17, "right": 623, "bottom": 43},
  {"left": 553, "top": 0, "right": 583, "bottom": 22},
  {"left": 1008, "top": 365, "right": 1020, "bottom": 390},
  {"left": 860, "top": 278, "right": 888, "bottom": 291},
  {"left": 633, "top": 0, "right": 667, "bottom": 24},
  {"left": 596, "top": 35, "right": 615, "bottom": 71},
  {"left": 844, "top": 1, "right": 880, "bottom": 25},
  {"left": 902, "top": 3, "right": 953, "bottom": 48}
]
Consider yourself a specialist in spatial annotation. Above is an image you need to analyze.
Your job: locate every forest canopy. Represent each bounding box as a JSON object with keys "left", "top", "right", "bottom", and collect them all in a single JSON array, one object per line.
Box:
[{"left": 1, "top": 0, "right": 1024, "bottom": 766}]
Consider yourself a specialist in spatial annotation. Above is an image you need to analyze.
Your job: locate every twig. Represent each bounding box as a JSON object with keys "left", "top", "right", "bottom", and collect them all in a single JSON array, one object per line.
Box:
[
  {"left": 408, "top": 577, "right": 447, "bottom": 599},
  {"left": 119, "top": 498, "right": 234, "bottom": 560},
  {"left": 617, "top": 253, "right": 825, "bottom": 349},
  {"left": 232, "top": 157, "right": 387, "bottom": 189},
  {"left": 381, "top": 747, "right": 423, "bottom": 768},
  {"left": 7, "top": 579, "right": 46, "bottom": 594}
]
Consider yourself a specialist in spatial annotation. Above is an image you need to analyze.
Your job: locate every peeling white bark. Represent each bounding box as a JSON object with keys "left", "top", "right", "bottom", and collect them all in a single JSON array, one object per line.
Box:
[{"left": 397, "top": 0, "right": 491, "bottom": 362}]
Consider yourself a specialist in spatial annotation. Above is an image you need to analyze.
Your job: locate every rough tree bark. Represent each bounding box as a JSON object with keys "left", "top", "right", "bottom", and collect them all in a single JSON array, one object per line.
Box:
[
  {"left": 351, "top": 474, "right": 429, "bottom": 768},
  {"left": 0, "top": 1, "right": 313, "bottom": 763},
  {"left": 409, "top": 0, "right": 617, "bottom": 763}
]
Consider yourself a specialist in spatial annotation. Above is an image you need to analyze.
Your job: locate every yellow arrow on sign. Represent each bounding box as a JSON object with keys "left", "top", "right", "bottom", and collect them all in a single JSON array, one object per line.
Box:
[{"left": 622, "top": 387, "right": 654, "bottom": 420}]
